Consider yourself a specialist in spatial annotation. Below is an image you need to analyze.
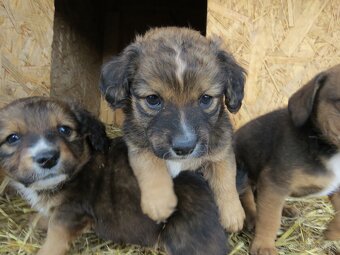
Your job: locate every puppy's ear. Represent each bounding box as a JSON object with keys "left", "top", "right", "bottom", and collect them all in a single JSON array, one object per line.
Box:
[
  {"left": 212, "top": 39, "right": 246, "bottom": 113},
  {"left": 288, "top": 72, "right": 327, "bottom": 127},
  {"left": 100, "top": 44, "right": 140, "bottom": 109},
  {"left": 71, "top": 105, "right": 109, "bottom": 152}
]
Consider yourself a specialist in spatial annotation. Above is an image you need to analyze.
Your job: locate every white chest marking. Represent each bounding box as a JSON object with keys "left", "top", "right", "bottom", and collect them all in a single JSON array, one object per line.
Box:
[
  {"left": 316, "top": 153, "right": 340, "bottom": 196},
  {"left": 10, "top": 181, "right": 45, "bottom": 213},
  {"left": 29, "top": 174, "right": 67, "bottom": 191},
  {"left": 166, "top": 161, "right": 183, "bottom": 178},
  {"left": 10, "top": 177, "right": 66, "bottom": 216}
]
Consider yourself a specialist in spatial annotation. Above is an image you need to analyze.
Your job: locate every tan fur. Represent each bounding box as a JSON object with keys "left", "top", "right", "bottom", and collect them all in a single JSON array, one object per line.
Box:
[
  {"left": 290, "top": 168, "right": 335, "bottom": 196},
  {"left": 37, "top": 214, "right": 90, "bottom": 255},
  {"left": 204, "top": 148, "right": 245, "bottom": 232},
  {"left": 281, "top": 205, "right": 299, "bottom": 218},
  {"left": 30, "top": 213, "right": 50, "bottom": 230},
  {"left": 128, "top": 148, "right": 177, "bottom": 221},
  {"left": 37, "top": 223, "right": 72, "bottom": 255},
  {"left": 240, "top": 184, "right": 257, "bottom": 230},
  {"left": 325, "top": 192, "right": 340, "bottom": 240},
  {"left": 250, "top": 173, "right": 287, "bottom": 255},
  {"left": 246, "top": 160, "right": 340, "bottom": 255}
]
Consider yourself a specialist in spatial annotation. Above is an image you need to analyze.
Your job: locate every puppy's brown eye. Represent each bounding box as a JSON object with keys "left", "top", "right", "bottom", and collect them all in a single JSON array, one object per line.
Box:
[
  {"left": 145, "top": 95, "right": 162, "bottom": 110},
  {"left": 199, "top": 95, "right": 213, "bottom": 108},
  {"left": 6, "top": 133, "right": 21, "bottom": 145},
  {"left": 58, "top": 125, "right": 72, "bottom": 137}
]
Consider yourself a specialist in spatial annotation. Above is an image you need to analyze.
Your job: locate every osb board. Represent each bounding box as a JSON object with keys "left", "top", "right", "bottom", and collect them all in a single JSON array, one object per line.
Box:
[
  {"left": 0, "top": 0, "right": 54, "bottom": 107},
  {"left": 207, "top": 0, "right": 340, "bottom": 128},
  {"left": 50, "top": 0, "right": 102, "bottom": 115}
]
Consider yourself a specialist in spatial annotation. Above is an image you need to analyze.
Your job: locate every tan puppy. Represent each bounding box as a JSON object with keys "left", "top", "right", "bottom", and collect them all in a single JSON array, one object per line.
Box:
[
  {"left": 100, "top": 27, "right": 246, "bottom": 232},
  {"left": 0, "top": 97, "right": 228, "bottom": 255},
  {"left": 234, "top": 64, "right": 340, "bottom": 255}
]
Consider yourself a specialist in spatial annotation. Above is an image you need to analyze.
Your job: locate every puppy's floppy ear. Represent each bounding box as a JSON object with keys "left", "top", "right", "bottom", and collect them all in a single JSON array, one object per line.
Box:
[
  {"left": 218, "top": 51, "right": 246, "bottom": 113},
  {"left": 288, "top": 72, "right": 327, "bottom": 127},
  {"left": 71, "top": 105, "right": 109, "bottom": 152},
  {"left": 100, "top": 43, "right": 140, "bottom": 109},
  {"left": 212, "top": 39, "right": 246, "bottom": 113}
]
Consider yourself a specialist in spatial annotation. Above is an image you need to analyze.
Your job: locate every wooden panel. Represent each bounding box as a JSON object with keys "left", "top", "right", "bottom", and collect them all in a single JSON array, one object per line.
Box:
[
  {"left": 50, "top": 0, "right": 102, "bottom": 115},
  {"left": 0, "top": 0, "right": 54, "bottom": 107},
  {"left": 207, "top": 0, "right": 340, "bottom": 128}
]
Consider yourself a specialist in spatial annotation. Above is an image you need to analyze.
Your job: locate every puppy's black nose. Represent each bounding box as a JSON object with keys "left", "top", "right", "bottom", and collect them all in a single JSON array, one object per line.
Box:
[
  {"left": 172, "top": 135, "right": 197, "bottom": 156},
  {"left": 35, "top": 150, "right": 60, "bottom": 169}
]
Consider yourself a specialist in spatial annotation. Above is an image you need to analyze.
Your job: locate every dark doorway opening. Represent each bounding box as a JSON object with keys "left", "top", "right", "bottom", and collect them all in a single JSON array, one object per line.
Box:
[{"left": 51, "top": 0, "right": 207, "bottom": 122}]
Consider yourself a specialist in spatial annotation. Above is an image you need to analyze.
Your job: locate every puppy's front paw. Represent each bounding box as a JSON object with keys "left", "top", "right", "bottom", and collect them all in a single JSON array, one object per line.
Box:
[
  {"left": 245, "top": 209, "right": 256, "bottom": 231},
  {"left": 250, "top": 241, "right": 278, "bottom": 255},
  {"left": 282, "top": 205, "right": 299, "bottom": 218},
  {"left": 37, "top": 248, "right": 48, "bottom": 255},
  {"left": 220, "top": 199, "right": 245, "bottom": 232},
  {"left": 37, "top": 246, "right": 66, "bottom": 255},
  {"left": 250, "top": 246, "right": 278, "bottom": 255},
  {"left": 141, "top": 189, "right": 178, "bottom": 222},
  {"left": 29, "top": 213, "right": 49, "bottom": 230},
  {"left": 324, "top": 220, "right": 340, "bottom": 240}
]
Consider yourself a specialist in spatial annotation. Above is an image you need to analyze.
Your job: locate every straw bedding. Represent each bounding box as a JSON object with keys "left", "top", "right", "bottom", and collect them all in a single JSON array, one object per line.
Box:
[
  {"left": 1, "top": 0, "right": 338, "bottom": 253},
  {"left": 0, "top": 126, "right": 339, "bottom": 254}
]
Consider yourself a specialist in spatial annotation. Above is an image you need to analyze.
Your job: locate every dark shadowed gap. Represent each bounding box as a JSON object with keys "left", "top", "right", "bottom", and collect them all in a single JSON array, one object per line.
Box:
[{"left": 50, "top": 0, "right": 207, "bottom": 116}]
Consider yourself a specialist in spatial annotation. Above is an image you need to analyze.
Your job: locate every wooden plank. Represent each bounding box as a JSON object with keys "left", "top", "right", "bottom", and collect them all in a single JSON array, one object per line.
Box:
[
  {"left": 280, "top": 0, "right": 329, "bottom": 56},
  {"left": 207, "top": 0, "right": 339, "bottom": 128},
  {"left": 287, "top": 0, "right": 294, "bottom": 27},
  {"left": 0, "top": 0, "right": 54, "bottom": 108}
]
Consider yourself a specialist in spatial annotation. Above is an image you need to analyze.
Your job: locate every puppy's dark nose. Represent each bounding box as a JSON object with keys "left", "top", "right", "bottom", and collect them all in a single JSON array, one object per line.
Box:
[
  {"left": 172, "top": 135, "right": 197, "bottom": 156},
  {"left": 35, "top": 150, "right": 60, "bottom": 169}
]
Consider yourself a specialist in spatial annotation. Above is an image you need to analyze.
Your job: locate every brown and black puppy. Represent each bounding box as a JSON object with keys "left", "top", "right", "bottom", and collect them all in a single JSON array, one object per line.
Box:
[
  {"left": 0, "top": 97, "right": 228, "bottom": 255},
  {"left": 234, "top": 64, "right": 340, "bottom": 255},
  {"left": 100, "top": 26, "right": 246, "bottom": 232}
]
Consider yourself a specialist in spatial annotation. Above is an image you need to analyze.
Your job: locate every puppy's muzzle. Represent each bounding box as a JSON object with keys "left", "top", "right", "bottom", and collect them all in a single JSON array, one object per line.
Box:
[
  {"left": 171, "top": 134, "right": 197, "bottom": 156},
  {"left": 34, "top": 149, "right": 60, "bottom": 169}
]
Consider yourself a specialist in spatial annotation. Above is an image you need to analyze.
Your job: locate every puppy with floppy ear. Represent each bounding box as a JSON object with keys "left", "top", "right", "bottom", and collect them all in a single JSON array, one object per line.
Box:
[
  {"left": 0, "top": 97, "right": 228, "bottom": 255},
  {"left": 101, "top": 27, "right": 246, "bottom": 232},
  {"left": 288, "top": 73, "right": 327, "bottom": 127},
  {"left": 234, "top": 64, "right": 340, "bottom": 255}
]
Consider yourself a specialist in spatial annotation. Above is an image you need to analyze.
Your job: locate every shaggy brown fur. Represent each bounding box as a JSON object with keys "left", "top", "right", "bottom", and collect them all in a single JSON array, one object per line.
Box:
[
  {"left": 0, "top": 97, "right": 228, "bottom": 255},
  {"left": 100, "top": 27, "right": 246, "bottom": 232},
  {"left": 234, "top": 64, "right": 340, "bottom": 255}
]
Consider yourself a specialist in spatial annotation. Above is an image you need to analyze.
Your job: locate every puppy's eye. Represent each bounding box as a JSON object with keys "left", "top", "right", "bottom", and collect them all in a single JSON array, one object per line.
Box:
[
  {"left": 145, "top": 95, "right": 162, "bottom": 110},
  {"left": 199, "top": 95, "right": 213, "bottom": 108},
  {"left": 6, "top": 133, "right": 21, "bottom": 145},
  {"left": 58, "top": 125, "right": 72, "bottom": 136}
]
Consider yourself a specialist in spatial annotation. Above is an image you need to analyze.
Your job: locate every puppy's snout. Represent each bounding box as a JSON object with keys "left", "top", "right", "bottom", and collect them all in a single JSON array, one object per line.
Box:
[
  {"left": 34, "top": 150, "right": 60, "bottom": 169},
  {"left": 172, "top": 135, "right": 197, "bottom": 156}
]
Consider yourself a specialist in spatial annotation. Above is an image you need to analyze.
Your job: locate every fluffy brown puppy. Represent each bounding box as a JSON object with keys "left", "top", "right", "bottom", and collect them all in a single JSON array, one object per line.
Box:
[
  {"left": 0, "top": 97, "right": 228, "bottom": 255},
  {"left": 100, "top": 27, "right": 246, "bottom": 232},
  {"left": 234, "top": 64, "right": 340, "bottom": 255}
]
